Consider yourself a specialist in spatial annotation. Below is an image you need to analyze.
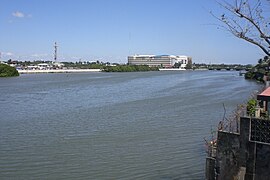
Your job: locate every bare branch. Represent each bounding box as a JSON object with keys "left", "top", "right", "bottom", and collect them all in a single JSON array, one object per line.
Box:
[
  {"left": 214, "top": 0, "right": 270, "bottom": 57},
  {"left": 233, "top": 4, "right": 270, "bottom": 45}
]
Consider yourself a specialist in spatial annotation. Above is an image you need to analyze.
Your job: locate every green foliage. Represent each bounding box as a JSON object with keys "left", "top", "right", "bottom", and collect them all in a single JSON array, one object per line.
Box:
[
  {"left": 192, "top": 63, "right": 252, "bottom": 70},
  {"left": 244, "top": 55, "right": 270, "bottom": 82},
  {"left": 247, "top": 99, "right": 257, "bottom": 117},
  {"left": 244, "top": 70, "right": 264, "bottom": 82},
  {"left": 0, "top": 64, "right": 19, "bottom": 77},
  {"left": 185, "top": 62, "right": 193, "bottom": 69},
  {"left": 62, "top": 62, "right": 104, "bottom": 69},
  {"left": 244, "top": 71, "right": 255, "bottom": 79},
  {"left": 173, "top": 63, "right": 181, "bottom": 68},
  {"left": 102, "top": 65, "right": 159, "bottom": 72}
]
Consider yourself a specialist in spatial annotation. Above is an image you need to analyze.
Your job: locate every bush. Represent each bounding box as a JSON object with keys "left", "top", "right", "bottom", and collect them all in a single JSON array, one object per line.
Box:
[
  {"left": 244, "top": 70, "right": 264, "bottom": 82},
  {"left": 102, "top": 65, "right": 159, "bottom": 72},
  {"left": 0, "top": 64, "right": 19, "bottom": 77},
  {"left": 247, "top": 99, "right": 257, "bottom": 117},
  {"left": 244, "top": 71, "right": 254, "bottom": 79}
]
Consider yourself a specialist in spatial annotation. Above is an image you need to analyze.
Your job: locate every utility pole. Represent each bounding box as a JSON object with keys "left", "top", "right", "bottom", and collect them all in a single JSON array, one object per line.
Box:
[{"left": 54, "top": 42, "right": 58, "bottom": 62}]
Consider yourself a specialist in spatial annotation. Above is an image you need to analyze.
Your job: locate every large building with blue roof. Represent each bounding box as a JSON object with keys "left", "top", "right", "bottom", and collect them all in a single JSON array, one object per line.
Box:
[{"left": 127, "top": 54, "right": 192, "bottom": 68}]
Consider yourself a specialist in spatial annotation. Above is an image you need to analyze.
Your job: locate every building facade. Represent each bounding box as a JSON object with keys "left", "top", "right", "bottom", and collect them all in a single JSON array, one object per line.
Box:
[{"left": 128, "top": 55, "right": 192, "bottom": 68}]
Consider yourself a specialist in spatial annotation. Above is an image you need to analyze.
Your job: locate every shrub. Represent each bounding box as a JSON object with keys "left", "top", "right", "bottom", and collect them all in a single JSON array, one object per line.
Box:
[
  {"left": 247, "top": 99, "right": 257, "bottom": 117},
  {"left": 0, "top": 64, "right": 19, "bottom": 77}
]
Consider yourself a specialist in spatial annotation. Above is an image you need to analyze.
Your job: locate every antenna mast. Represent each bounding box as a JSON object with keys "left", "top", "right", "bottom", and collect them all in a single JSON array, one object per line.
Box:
[{"left": 54, "top": 42, "right": 58, "bottom": 62}]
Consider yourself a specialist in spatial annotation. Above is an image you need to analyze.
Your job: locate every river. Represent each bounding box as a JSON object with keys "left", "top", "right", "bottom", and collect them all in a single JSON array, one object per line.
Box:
[{"left": 0, "top": 71, "right": 260, "bottom": 179}]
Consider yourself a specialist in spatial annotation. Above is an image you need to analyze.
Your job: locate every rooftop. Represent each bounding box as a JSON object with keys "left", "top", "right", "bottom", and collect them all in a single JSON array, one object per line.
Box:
[
  {"left": 129, "top": 55, "right": 190, "bottom": 58},
  {"left": 257, "top": 87, "right": 270, "bottom": 101},
  {"left": 259, "top": 87, "right": 270, "bottom": 96}
]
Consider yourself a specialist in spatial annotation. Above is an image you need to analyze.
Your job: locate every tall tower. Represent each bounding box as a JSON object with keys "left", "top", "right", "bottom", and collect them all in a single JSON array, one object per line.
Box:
[{"left": 54, "top": 42, "right": 58, "bottom": 62}]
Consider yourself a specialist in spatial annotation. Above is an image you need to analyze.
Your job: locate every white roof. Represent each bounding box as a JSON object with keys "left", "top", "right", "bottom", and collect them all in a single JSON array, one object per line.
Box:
[
  {"left": 130, "top": 54, "right": 190, "bottom": 58},
  {"left": 38, "top": 63, "right": 49, "bottom": 66}
]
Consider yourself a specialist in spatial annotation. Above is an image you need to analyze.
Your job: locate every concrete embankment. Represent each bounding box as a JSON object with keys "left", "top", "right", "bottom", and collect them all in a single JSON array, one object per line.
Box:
[{"left": 18, "top": 69, "right": 101, "bottom": 74}]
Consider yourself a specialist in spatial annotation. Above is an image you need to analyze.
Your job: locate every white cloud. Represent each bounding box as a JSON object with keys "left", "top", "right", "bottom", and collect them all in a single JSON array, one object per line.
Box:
[
  {"left": 71, "top": 56, "right": 80, "bottom": 60},
  {"left": 31, "top": 53, "right": 48, "bottom": 57},
  {"left": 1, "top": 52, "right": 15, "bottom": 60},
  {"left": 12, "top": 11, "right": 25, "bottom": 18},
  {"left": 4, "top": 52, "right": 14, "bottom": 56}
]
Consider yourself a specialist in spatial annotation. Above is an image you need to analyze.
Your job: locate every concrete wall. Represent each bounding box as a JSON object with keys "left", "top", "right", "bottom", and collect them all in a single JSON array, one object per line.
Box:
[
  {"left": 243, "top": 141, "right": 270, "bottom": 180},
  {"left": 240, "top": 117, "right": 255, "bottom": 180},
  {"left": 215, "top": 131, "right": 241, "bottom": 180},
  {"left": 254, "top": 142, "right": 270, "bottom": 180},
  {"left": 206, "top": 117, "right": 270, "bottom": 180},
  {"left": 205, "top": 157, "right": 216, "bottom": 180},
  {"left": 239, "top": 117, "right": 250, "bottom": 167}
]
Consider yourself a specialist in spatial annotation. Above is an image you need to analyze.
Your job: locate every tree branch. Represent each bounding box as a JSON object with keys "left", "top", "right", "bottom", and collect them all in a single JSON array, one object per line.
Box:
[
  {"left": 233, "top": 4, "right": 270, "bottom": 46},
  {"left": 214, "top": 0, "right": 270, "bottom": 56}
]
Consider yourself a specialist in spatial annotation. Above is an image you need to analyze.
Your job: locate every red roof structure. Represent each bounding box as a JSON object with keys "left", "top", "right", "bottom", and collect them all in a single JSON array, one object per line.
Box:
[{"left": 257, "top": 87, "right": 270, "bottom": 101}]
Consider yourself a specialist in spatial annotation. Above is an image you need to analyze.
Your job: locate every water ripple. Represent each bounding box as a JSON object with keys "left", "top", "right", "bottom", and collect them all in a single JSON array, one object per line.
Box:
[{"left": 0, "top": 71, "right": 260, "bottom": 179}]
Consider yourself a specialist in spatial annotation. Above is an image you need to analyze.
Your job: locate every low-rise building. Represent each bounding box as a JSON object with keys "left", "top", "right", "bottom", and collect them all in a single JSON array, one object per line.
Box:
[{"left": 37, "top": 63, "right": 51, "bottom": 70}]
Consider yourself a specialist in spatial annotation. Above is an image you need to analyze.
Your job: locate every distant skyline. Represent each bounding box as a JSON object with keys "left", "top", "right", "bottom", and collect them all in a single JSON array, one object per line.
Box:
[{"left": 0, "top": 0, "right": 265, "bottom": 64}]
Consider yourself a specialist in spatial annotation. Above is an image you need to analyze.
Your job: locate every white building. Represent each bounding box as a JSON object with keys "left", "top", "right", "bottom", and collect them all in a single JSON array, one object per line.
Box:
[
  {"left": 37, "top": 63, "right": 51, "bottom": 70},
  {"left": 128, "top": 55, "right": 192, "bottom": 68},
  {"left": 53, "top": 62, "right": 64, "bottom": 68}
]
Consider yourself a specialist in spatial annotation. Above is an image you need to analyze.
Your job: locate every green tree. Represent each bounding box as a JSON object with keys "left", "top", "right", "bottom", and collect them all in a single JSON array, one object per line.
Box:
[
  {"left": 185, "top": 62, "right": 193, "bottom": 69},
  {"left": 0, "top": 64, "right": 19, "bottom": 77},
  {"left": 102, "top": 65, "right": 158, "bottom": 72}
]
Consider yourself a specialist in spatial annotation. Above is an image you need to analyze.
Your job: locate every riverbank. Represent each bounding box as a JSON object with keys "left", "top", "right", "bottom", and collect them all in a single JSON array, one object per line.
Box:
[{"left": 18, "top": 69, "right": 101, "bottom": 74}]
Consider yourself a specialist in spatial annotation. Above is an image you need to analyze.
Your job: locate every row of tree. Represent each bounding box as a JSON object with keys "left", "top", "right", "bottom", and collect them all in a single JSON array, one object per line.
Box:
[{"left": 102, "top": 65, "right": 159, "bottom": 72}]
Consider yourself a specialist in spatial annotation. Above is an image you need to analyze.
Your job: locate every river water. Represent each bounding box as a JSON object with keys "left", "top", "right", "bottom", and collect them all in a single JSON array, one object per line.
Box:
[{"left": 0, "top": 71, "right": 260, "bottom": 179}]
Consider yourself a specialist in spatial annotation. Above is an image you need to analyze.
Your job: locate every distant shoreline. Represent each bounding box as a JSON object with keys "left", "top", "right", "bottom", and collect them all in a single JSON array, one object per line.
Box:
[{"left": 18, "top": 69, "right": 101, "bottom": 74}]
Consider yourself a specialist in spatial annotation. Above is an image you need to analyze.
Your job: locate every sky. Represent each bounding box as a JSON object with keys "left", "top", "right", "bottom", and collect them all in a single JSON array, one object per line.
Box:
[{"left": 0, "top": 0, "right": 266, "bottom": 64}]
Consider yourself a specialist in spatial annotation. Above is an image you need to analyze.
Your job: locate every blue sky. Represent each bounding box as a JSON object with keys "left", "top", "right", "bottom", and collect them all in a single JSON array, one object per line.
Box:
[{"left": 0, "top": 0, "right": 265, "bottom": 64}]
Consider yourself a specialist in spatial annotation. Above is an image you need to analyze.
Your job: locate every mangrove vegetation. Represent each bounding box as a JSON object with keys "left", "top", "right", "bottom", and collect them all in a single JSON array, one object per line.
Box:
[
  {"left": 102, "top": 65, "right": 159, "bottom": 72},
  {"left": 245, "top": 56, "right": 270, "bottom": 82},
  {"left": 0, "top": 64, "right": 19, "bottom": 77}
]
